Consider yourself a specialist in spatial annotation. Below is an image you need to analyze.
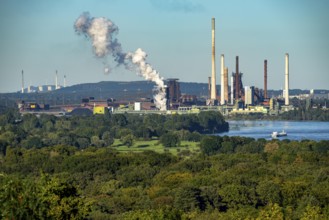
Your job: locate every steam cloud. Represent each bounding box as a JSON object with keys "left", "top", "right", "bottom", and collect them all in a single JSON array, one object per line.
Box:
[{"left": 74, "top": 12, "right": 167, "bottom": 110}]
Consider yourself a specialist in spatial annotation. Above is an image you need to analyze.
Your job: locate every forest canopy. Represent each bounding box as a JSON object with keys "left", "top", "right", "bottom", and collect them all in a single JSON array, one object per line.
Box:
[{"left": 0, "top": 109, "right": 328, "bottom": 219}]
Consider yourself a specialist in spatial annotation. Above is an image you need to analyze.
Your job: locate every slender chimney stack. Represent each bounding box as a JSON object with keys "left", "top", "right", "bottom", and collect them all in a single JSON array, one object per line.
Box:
[
  {"left": 220, "top": 54, "right": 225, "bottom": 105},
  {"left": 224, "top": 67, "right": 228, "bottom": 103},
  {"left": 264, "top": 59, "right": 268, "bottom": 99},
  {"left": 21, "top": 70, "right": 24, "bottom": 93},
  {"left": 208, "top": 76, "right": 211, "bottom": 98},
  {"left": 210, "top": 18, "right": 217, "bottom": 101},
  {"left": 64, "top": 75, "right": 67, "bottom": 88},
  {"left": 231, "top": 75, "right": 234, "bottom": 104},
  {"left": 285, "top": 53, "right": 289, "bottom": 105},
  {"left": 235, "top": 56, "right": 239, "bottom": 100},
  {"left": 55, "top": 70, "right": 58, "bottom": 90}
]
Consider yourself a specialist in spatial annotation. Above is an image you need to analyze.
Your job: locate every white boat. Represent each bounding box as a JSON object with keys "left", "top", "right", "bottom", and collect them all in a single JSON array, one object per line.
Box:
[{"left": 271, "top": 130, "right": 287, "bottom": 138}]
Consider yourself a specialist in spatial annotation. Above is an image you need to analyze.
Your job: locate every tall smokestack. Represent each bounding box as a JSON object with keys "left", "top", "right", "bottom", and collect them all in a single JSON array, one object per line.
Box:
[
  {"left": 224, "top": 67, "right": 228, "bottom": 103},
  {"left": 231, "top": 75, "right": 234, "bottom": 104},
  {"left": 21, "top": 70, "right": 24, "bottom": 93},
  {"left": 235, "top": 56, "right": 239, "bottom": 100},
  {"left": 264, "top": 59, "right": 268, "bottom": 99},
  {"left": 55, "top": 70, "right": 58, "bottom": 90},
  {"left": 210, "top": 17, "right": 217, "bottom": 101},
  {"left": 64, "top": 75, "right": 67, "bottom": 88},
  {"left": 220, "top": 54, "right": 225, "bottom": 105},
  {"left": 208, "top": 76, "right": 211, "bottom": 98},
  {"left": 285, "top": 53, "right": 289, "bottom": 105}
]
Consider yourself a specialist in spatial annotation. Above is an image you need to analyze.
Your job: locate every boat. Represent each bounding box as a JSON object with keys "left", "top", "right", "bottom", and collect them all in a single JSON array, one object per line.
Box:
[{"left": 271, "top": 130, "right": 287, "bottom": 138}]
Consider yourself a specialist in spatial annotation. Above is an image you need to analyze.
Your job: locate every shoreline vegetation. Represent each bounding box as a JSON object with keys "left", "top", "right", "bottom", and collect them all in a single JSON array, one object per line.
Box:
[
  {"left": 1, "top": 109, "right": 329, "bottom": 219},
  {"left": 225, "top": 107, "right": 329, "bottom": 121}
]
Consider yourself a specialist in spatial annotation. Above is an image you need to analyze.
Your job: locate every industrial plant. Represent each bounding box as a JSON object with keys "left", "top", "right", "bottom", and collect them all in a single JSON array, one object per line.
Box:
[{"left": 15, "top": 17, "right": 327, "bottom": 117}]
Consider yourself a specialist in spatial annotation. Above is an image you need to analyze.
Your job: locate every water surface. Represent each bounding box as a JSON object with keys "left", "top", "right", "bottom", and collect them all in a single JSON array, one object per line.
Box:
[{"left": 217, "top": 120, "right": 329, "bottom": 141}]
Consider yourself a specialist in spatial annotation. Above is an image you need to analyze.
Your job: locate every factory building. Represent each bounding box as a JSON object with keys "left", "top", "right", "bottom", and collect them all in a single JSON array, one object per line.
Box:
[
  {"left": 166, "top": 78, "right": 181, "bottom": 103},
  {"left": 165, "top": 78, "right": 181, "bottom": 110},
  {"left": 244, "top": 86, "right": 255, "bottom": 106}
]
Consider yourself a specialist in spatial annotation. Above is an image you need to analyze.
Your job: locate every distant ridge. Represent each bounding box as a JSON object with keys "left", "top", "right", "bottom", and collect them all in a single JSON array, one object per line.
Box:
[{"left": 1, "top": 81, "right": 328, "bottom": 106}]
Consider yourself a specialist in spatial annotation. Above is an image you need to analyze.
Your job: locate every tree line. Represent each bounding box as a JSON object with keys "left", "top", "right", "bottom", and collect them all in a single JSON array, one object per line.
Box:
[{"left": 0, "top": 109, "right": 228, "bottom": 153}]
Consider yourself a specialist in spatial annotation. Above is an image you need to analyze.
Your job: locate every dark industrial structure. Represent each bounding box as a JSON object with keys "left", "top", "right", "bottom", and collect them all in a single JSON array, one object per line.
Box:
[
  {"left": 235, "top": 56, "right": 240, "bottom": 100},
  {"left": 166, "top": 78, "right": 181, "bottom": 103}
]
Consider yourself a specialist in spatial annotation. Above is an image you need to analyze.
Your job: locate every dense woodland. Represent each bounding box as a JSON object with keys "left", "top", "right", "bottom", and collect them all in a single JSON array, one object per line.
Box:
[{"left": 0, "top": 109, "right": 329, "bottom": 219}]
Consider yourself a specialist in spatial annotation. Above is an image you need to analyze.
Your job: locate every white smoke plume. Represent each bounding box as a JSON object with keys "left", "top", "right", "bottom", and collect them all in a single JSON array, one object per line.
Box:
[
  {"left": 127, "top": 48, "right": 167, "bottom": 111},
  {"left": 74, "top": 12, "right": 167, "bottom": 110}
]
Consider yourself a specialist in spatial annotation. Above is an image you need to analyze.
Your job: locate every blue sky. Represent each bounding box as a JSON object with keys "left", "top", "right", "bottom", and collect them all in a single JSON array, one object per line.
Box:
[{"left": 0, "top": 0, "right": 328, "bottom": 93}]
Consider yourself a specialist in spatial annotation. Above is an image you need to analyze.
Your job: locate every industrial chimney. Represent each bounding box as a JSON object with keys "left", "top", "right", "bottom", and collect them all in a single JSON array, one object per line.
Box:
[
  {"left": 224, "top": 67, "right": 229, "bottom": 103},
  {"left": 231, "top": 75, "right": 234, "bottom": 105},
  {"left": 285, "top": 53, "right": 289, "bottom": 105},
  {"left": 220, "top": 54, "right": 225, "bottom": 105},
  {"left": 208, "top": 76, "right": 211, "bottom": 98},
  {"left": 264, "top": 60, "right": 268, "bottom": 99},
  {"left": 55, "top": 70, "right": 58, "bottom": 90},
  {"left": 235, "top": 56, "right": 239, "bottom": 100},
  {"left": 21, "top": 70, "right": 24, "bottom": 93},
  {"left": 64, "top": 75, "right": 67, "bottom": 88},
  {"left": 210, "top": 18, "right": 217, "bottom": 102}
]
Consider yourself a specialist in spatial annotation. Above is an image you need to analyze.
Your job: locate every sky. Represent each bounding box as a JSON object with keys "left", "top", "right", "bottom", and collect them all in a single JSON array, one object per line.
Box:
[{"left": 0, "top": 0, "right": 329, "bottom": 93}]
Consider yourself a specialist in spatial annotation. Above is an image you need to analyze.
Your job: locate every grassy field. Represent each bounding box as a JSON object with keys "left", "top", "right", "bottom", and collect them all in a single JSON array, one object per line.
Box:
[{"left": 112, "top": 139, "right": 200, "bottom": 156}]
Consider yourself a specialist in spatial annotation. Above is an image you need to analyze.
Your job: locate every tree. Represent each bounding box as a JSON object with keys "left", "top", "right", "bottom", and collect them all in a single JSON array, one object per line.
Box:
[
  {"left": 220, "top": 141, "right": 234, "bottom": 154},
  {"left": 301, "top": 205, "right": 324, "bottom": 220},
  {"left": 256, "top": 180, "right": 282, "bottom": 205},
  {"left": 102, "top": 131, "right": 114, "bottom": 146},
  {"left": 198, "top": 111, "right": 228, "bottom": 133},
  {"left": 200, "top": 136, "right": 221, "bottom": 155},
  {"left": 76, "top": 137, "right": 90, "bottom": 149},
  {"left": 121, "top": 134, "right": 135, "bottom": 147},
  {"left": 0, "top": 140, "right": 7, "bottom": 156},
  {"left": 20, "top": 136, "right": 43, "bottom": 149},
  {"left": 174, "top": 186, "right": 204, "bottom": 212},
  {"left": 21, "top": 114, "right": 40, "bottom": 132},
  {"left": 256, "top": 203, "right": 284, "bottom": 220},
  {"left": 160, "top": 132, "right": 180, "bottom": 148},
  {"left": 0, "top": 174, "right": 90, "bottom": 219},
  {"left": 91, "top": 135, "right": 104, "bottom": 147}
]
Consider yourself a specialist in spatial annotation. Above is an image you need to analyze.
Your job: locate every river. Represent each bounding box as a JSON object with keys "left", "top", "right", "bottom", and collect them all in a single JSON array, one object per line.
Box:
[{"left": 217, "top": 120, "right": 329, "bottom": 141}]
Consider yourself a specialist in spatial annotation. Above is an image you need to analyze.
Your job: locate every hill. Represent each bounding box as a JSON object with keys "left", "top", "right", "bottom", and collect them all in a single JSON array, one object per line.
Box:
[{"left": 0, "top": 81, "right": 327, "bottom": 106}]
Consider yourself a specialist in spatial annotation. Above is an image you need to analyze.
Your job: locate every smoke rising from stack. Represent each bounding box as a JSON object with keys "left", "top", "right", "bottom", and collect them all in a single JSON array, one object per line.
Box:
[
  {"left": 126, "top": 49, "right": 167, "bottom": 111},
  {"left": 74, "top": 12, "right": 167, "bottom": 110}
]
